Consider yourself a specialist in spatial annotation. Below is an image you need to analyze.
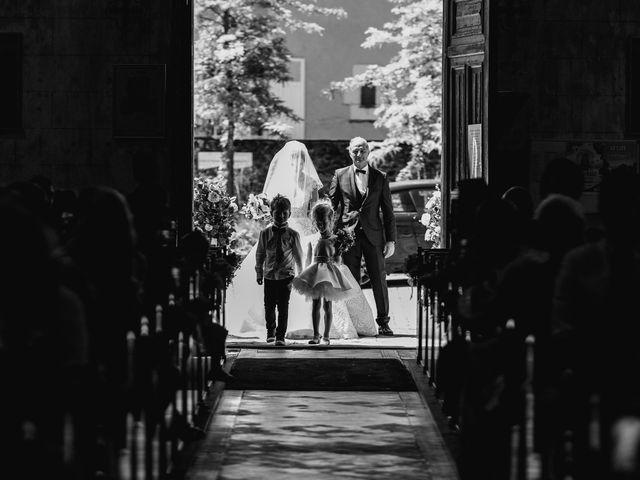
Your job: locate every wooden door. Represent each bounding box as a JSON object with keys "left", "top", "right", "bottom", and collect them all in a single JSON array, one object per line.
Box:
[{"left": 441, "top": 0, "right": 490, "bottom": 247}]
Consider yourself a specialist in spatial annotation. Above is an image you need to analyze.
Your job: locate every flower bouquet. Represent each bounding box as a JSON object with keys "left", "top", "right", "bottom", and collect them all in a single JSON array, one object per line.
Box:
[
  {"left": 240, "top": 192, "right": 272, "bottom": 223},
  {"left": 193, "top": 174, "right": 238, "bottom": 246},
  {"left": 334, "top": 227, "right": 356, "bottom": 255},
  {"left": 419, "top": 184, "right": 442, "bottom": 248}
]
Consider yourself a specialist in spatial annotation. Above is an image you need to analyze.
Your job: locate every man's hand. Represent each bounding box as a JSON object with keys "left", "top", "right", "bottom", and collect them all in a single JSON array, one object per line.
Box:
[
  {"left": 383, "top": 241, "right": 395, "bottom": 259},
  {"left": 257, "top": 277, "right": 263, "bottom": 285}
]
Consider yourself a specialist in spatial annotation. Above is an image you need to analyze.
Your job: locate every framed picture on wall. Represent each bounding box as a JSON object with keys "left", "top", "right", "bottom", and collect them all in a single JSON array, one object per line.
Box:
[
  {"left": 113, "top": 64, "right": 166, "bottom": 139},
  {"left": 0, "top": 33, "right": 23, "bottom": 136}
]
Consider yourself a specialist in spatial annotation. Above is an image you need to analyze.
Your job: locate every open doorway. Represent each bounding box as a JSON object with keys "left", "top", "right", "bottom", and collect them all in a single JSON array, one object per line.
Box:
[
  {"left": 192, "top": 0, "right": 443, "bottom": 245},
  {"left": 191, "top": 0, "right": 443, "bottom": 343}
]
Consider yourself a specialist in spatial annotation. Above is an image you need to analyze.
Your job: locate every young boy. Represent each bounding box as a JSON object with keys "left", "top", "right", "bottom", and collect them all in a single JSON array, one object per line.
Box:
[{"left": 255, "top": 194, "right": 303, "bottom": 346}]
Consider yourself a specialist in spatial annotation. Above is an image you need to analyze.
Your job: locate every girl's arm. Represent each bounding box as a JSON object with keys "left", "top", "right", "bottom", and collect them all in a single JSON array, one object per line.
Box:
[
  {"left": 305, "top": 240, "right": 313, "bottom": 268},
  {"left": 292, "top": 231, "right": 304, "bottom": 274},
  {"left": 331, "top": 236, "right": 341, "bottom": 262}
]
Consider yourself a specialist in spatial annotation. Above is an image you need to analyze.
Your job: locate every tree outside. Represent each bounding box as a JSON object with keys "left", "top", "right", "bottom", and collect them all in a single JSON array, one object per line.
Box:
[
  {"left": 194, "top": 0, "right": 345, "bottom": 196},
  {"left": 327, "top": 0, "right": 443, "bottom": 180}
]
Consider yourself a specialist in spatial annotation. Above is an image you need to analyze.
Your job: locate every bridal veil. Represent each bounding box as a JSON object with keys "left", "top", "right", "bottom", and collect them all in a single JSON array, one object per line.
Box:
[{"left": 262, "top": 140, "right": 322, "bottom": 211}]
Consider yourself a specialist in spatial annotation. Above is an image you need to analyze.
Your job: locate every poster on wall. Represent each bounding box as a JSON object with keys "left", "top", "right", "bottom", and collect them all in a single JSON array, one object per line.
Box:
[
  {"left": 530, "top": 140, "right": 639, "bottom": 213},
  {"left": 467, "top": 124, "right": 482, "bottom": 178}
]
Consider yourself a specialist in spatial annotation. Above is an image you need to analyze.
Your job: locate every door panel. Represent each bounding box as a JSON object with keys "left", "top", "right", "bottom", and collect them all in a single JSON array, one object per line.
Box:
[{"left": 442, "top": 0, "right": 489, "bottom": 247}]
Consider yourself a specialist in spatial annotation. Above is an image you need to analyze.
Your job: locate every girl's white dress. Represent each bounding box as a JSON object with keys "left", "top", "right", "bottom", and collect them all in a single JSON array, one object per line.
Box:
[{"left": 292, "top": 236, "right": 359, "bottom": 302}]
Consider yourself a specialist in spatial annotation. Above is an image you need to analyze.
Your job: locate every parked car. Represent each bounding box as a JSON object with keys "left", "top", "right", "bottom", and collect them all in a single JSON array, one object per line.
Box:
[
  {"left": 386, "top": 178, "right": 439, "bottom": 274},
  {"left": 359, "top": 178, "right": 439, "bottom": 286}
]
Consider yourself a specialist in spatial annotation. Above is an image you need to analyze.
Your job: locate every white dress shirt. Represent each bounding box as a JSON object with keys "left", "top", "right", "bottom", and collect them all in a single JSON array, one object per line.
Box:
[{"left": 353, "top": 164, "right": 369, "bottom": 196}]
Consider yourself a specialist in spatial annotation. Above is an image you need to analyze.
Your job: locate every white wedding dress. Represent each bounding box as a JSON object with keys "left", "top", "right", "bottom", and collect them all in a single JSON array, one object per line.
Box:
[{"left": 224, "top": 141, "right": 377, "bottom": 340}]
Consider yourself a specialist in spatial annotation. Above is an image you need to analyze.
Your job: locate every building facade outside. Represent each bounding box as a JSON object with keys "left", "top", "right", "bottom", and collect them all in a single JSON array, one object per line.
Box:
[{"left": 276, "top": 0, "right": 398, "bottom": 141}]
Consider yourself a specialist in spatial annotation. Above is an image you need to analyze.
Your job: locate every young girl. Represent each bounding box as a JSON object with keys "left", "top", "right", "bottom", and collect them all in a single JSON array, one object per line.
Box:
[{"left": 292, "top": 202, "right": 359, "bottom": 345}]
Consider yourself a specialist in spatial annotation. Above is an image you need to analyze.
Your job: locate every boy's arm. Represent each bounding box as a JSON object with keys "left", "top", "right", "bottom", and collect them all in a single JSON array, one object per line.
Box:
[
  {"left": 292, "top": 231, "right": 304, "bottom": 274},
  {"left": 255, "top": 229, "right": 266, "bottom": 283}
]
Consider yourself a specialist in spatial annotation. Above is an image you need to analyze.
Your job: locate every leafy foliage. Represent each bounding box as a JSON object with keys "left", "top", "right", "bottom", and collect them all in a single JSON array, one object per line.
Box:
[
  {"left": 327, "top": 0, "right": 442, "bottom": 176},
  {"left": 210, "top": 249, "right": 243, "bottom": 287},
  {"left": 194, "top": 0, "right": 345, "bottom": 195}
]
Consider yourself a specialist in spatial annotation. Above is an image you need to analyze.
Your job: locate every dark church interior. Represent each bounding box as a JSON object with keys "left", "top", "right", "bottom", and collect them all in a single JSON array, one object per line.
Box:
[{"left": 2, "top": 1, "right": 640, "bottom": 479}]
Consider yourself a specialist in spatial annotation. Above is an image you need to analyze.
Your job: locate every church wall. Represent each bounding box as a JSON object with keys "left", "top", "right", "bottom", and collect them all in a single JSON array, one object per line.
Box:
[
  {"left": 0, "top": 0, "right": 182, "bottom": 199},
  {"left": 491, "top": 0, "right": 640, "bottom": 208}
]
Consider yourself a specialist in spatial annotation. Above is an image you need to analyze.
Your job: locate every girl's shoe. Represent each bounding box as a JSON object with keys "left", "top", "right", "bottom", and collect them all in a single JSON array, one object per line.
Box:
[
  {"left": 321, "top": 337, "right": 330, "bottom": 346},
  {"left": 308, "top": 335, "right": 321, "bottom": 345}
]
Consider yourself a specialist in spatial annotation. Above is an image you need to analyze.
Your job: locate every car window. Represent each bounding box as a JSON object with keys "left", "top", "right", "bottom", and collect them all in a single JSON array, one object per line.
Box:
[
  {"left": 392, "top": 191, "right": 415, "bottom": 212},
  {"left": 410, "top": 189, "right": 435, "bottom": 212}
]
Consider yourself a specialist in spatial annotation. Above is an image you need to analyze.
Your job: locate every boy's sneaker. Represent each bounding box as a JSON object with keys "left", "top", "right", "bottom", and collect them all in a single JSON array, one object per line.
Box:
[
  {"left": 266, "top": 335, "right": 276, "bottom": 343},
  {"left": 275, "top": 339, "right": 286, "bottom": 346}
]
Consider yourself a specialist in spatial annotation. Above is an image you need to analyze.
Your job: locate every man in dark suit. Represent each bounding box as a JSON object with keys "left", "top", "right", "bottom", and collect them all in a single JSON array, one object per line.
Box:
[{"left": 329, "top": 137, "right": 396, "bottom": 335}]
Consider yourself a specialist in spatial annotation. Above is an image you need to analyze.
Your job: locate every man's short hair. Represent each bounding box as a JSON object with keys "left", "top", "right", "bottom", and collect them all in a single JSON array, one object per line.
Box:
[
  {"left": 348, "top": 136, "right": 369, "bottom": 152},
  {"left": 270, "top": 194, "right": 291, "bottom": 212}
]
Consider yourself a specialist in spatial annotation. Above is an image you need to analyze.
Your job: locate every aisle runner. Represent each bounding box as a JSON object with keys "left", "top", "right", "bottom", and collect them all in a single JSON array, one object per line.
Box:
[
  {"left": 188, "top": 391, "right": 458, "bottom": 480},
  {"left": 227, "top": 358, "right": 417, "bottom": 391},
  {"left": 185, "top": 350, "right": 460, "bottom": 480}
]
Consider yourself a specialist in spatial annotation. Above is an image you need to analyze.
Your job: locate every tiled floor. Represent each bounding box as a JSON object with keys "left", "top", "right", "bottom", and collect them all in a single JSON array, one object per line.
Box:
[{"left": 184, "top": 349, "right": 460, "bottom": 480}]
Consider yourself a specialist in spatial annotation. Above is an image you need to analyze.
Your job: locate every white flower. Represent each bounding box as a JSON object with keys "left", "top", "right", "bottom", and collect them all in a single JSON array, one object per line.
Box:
[
  {"left": 420, "top": 213, "right": 430, "bottom": 226},
  {"left": 204, "top": 224, "right": 213, "bottom": 231}
]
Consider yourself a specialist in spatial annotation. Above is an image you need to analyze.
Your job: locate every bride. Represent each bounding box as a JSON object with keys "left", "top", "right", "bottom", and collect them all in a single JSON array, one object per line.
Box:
[{"left": 225, "top": 140, "right": 377, "bottom": 340}]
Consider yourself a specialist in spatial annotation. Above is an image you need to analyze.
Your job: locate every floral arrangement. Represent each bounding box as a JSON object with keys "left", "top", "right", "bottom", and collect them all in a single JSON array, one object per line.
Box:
[
  {"left": 209, "top": 249, "right": 243, "bottom": 288},
  {"left": 419, "top": 184, "right": 442, "bottom": 247},
  {"left": 240, "top": 192, "right": 272, "bottom": 222},
  {"left": 334, "top": 227, "right": 356, "bottom": 255},
  {"left": 193, "top": 174, "right": 238, "bottom": 246}
]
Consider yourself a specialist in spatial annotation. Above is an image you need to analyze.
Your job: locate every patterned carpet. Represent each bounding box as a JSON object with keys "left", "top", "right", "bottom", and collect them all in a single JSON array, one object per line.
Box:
[{"left": 188, "top": 391, "right": 456, "bottom": 480}]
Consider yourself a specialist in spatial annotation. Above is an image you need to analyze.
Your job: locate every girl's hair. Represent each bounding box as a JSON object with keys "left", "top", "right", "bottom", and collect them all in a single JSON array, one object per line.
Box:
[{"left": 311, "top": 201, "right": 334, "bottom": 226}]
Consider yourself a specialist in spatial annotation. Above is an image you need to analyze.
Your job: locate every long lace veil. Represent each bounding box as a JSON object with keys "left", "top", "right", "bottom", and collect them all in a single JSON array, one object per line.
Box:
[{"left": 262, "top": 140, "right": 322, "bottom": 209}]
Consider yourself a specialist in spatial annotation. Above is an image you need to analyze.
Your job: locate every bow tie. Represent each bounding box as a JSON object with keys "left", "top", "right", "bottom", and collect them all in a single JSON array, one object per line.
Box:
[
  {"left": 272, "top": 225, "right": 287, "bottom": 232},
  {"left": 355, "top": 169, "right": 366, "bottom": 175}
]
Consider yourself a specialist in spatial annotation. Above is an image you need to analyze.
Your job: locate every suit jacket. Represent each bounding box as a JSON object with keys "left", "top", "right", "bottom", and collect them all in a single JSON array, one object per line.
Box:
[{"left": 329, "top": 164, "right": 396, "bottom": 246}]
